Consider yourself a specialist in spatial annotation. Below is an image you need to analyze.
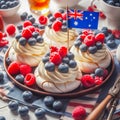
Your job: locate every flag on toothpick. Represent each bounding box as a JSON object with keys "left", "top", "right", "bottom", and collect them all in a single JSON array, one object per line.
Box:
[{"left": 67, "top": 9, "right": 99, "bottom": 29}]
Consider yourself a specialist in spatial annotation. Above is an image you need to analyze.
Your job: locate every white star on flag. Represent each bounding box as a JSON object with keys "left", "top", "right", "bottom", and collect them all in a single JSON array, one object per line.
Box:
[{"left": 74, "top": 21, "right": 78, "bottom": 26}]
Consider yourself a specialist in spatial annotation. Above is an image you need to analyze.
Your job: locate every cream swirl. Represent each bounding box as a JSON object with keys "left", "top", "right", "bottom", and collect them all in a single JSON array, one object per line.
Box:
[
  {"left": 35, "top": 62, "right": 82, "bottom": 93},
  {"left": 9, "top": 40, "right": 49, "bottom": 67},
  {"left": 70, "top": 44, "right": 111, "bottom": 73},
  {"left": 43, "top": 27, "right": 77, "bottom": 47}
]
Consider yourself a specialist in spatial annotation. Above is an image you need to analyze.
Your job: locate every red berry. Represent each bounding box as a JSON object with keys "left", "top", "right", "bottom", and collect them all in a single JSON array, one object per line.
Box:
[
  {"left": 81, "top": 74, "right": 95, "bottom": 88},
  {"left": 50, "top": 46, "right": 58, "bottom": 53},
  {"left": 62, "top": 13, "right": 67, "bottom": 20},
  {"left": 82, "top": 30, "right": 89, "bottom": 35},
  {"left": 50, "top": 52, "right": 62, "bottom": 65},
  {"left": 112, "top": 30, "right": 120, "bottom": 39},
  {"left": 0, "top": 15, "right": 4, "bottom": 31},
  {"left": 59, "top": 46, "right": 67, "bottom": 58},
  {"left": 79, "top": 34, "right": 86, "bottom": 41},
  {"left": 24, "top": 73, "right": 36, "bottom": 86},
  {"left": 54, "top": 12, "right": 62, "bottom": 19},
  {"left": 87, "top": 6, "right": 94, "bottom": 12},
  {"left": 99, "top": 12, "right": 106, "bottom": 19},
  {"left": 0, "top": 39, "right": 9, "bottom": 47},
  {"left": 8, "top": 61, "right": 20, "bottom": 75},
  {"left": 72, "top": 106, "right": 86, "bottom": 120},
  {"left": 38, "top": 15, "right": 48, "bottom": 25},
  {"left": 23, "top": 20, "right": 32, "bottom": 28},
  {"left": 94, "top": 76, "right": 103, "bottom": 85},
  {"left": 0, "top": 31, "right": 3, "bottom": 40},
  {"left": 103, "top": 69, "right": 108, "bottom": 78},
  {"left": 22, "top": 28, "right": 32, "bottom": 39},
  {"left": 95, "top": 33, "right": 105, "bottom": 43},
  {"left": 52, "top": 20, "right": 62, "bottom": 32},
  {"left": 27, "top": 26, "right": 35, "bottom": 33},
  {"left": 20, "top": 64, "right": 32, "bottom": 76},
  {"left": 6, "top": 24, "right": 16, "bottom": 36},
  {"left": 3, "top": 33, "right": 7, "bottom": 37},
  {"left": 84, "top": 34, "right": 95, "bottom": 47}
]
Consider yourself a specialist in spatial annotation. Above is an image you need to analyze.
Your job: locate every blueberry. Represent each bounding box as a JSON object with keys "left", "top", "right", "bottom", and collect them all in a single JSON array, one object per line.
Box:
[
  {"left": 27, "top": 14, "right": 33, "bottom": 19},
  {"left": 47, "top": 13, "right": 52, "bottom": 18},
  {"left": 19, "top": 37, "right": 27, "bottom": 46},
  {"left": 48, "top": 22, "right": 52, "bottom": 28},
  {"left": 95, "top": 68, "right": 104, "bottom": 77},
  {"left": 90, "top": 73, "right": 95, "bottom": 78},
  {"left": 53, "top": 100, "right": 63, "bottom": 111},
  {"left": 74, "top": 40, "right": 82, "bottom": 48},
  {"left": 107, "top": 40, "right": 116, "bottom": 48},
  {"left": 18, "top": 106, "right": 29, "bottom": 116},
  {"left": 101, "top": 26, "right": 108, "bottom": 31},
  {"left": 79, "top": 44, "right": 88, "bottom": 52},
  {"left": 69, "top": 60, "right": 77, "bottom": 68},
  {"left": 57, "top": 17, "right": 63, "bottom": 22},
  {"left": 15, "top": 74, "right": 24, "bottom": 84},
  {"left": 10, "top": 2, "right": 16, "bottom": 8},
  {"left": 36, "top": 36, "right": 43, "bottom": 43},
  {"left": 94, "top": 30, "right": 101, "bottom": 35},
  {"left": 15, "top": 33, "right": 21, "bottom": 41},
  {"left": 28, "top": 37, "right": 37, "bottom": 46},
  {"left": 106, "top": 34, "right": 114, "bottom": 42},
  {"left": 45, "top": 52, "right": 50, "bottom": 57},
  {"left": 67, "top": 52, "right": 74, "bottom": 60},
  {"left": 115, "top": 2, "right": 120, "bottom": 7},
  {"left": 61, "top": 25, "right": 67, "bottom": 32},
  {"left": 106, "top": 0, "right": 114, "bottom": 5},
  {"left": 1, "top": 4, "right": 7, "bottom": 9},
  {"left": 88, "top": 46, "right": 97, "bottom": 54},
  {"left": 28, "top": 17, "right": 35, "bottom": 24},
  {"left": 33, "top": 23, "right": 39, "bottom": 28},
  {"left": 0, "top": 116, "right": 6, "bottom": 120},
  {"left": 58, "top": 9, "right": 65, "bottom": 13},
  {"left": 17, "top": 25, "right": 23, "bottom": 31},
  {"left": 43, "top": 96, "right": 54, "bottom": 107},
  {"left": 39, "top": 25, "right": 45, "bottom": 29},
  {"left": 101, "top": 30, "right": 108, "bottom": 36},
  {"left": 22, "top": 91, "right": 33, "bottom": 101},
  {"left": 32, "top": 32, "right": 39, "bottom": 38},
  {"left": 62, "top": 57, "right": 69, "bottom": 64},
  {"left": 58, "top": 63, "right": 69, "bottom": 73},
  {"left": 6, "top": 1, "right": 11, "bottom": 8},
  {"left": 35, "top": 108, "right": 46, "bottom": 119},
  {"left": 6, "top": 57, "right": 11, "bottom": 65},
  {"left": 96, "top": 42, "right": 102, "bottom": 50},
  {"left": 13, "top": 0, "right": 19, "bottom": 6},
  {"left": 42, "top": 56, "right": 49, "bottom": 64},
  {"left": 62, "top": 20, "right": 67, "bottom": 26},
  {"left": 0, "top": 1, "right": 5, "bottom": 6},
  {"left": 49, "top": 16, "right": 56, "bottom": 22},
  {"left": 20, "top": 12, "right": 28, "bottom": 21},
  {"left": 8, "top": 100, "right": 19, "bottom": 111},
  {"left": 45, "top": 62, "right": 55, "bottom": 72},
  {"left": 0, "top": 71, "right": 4, "bottom": 80}
]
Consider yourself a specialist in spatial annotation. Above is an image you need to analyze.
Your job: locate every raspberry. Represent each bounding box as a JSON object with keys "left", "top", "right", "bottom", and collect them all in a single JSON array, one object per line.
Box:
[
  {"left": 82, "top": 30, "right": 89, "bottom": 35},
  {"left": 20, "top": 64, "right": 32, "bottom": 76},
  {"left": 72, "top": 106, "right": 86, "bottom": 120},
  {"left": 27, "top": 26, "right": 35, "bottom": 33},
  {"left": 0, "top": 15, "right": 4, "bottom": 31},
  {"left": 99, "top": 12, "right": 106, "bottom": 19},
  {"left": 112, "top": 30, "right": 120, "bottom": 39},
  {"left": 0, "top": 39, "right": 9, "bottom": 47},
  {"left": 8, "top": 61, "right": 20, "bottom": 75},
  {"left": 94, "top": 76, "right": 103, "bottom": 85},
  {"left": 6, "top": 24, "right": 16, "bottom": 36},
  {"left": 0, "top": 31, "right": 3, "bottom": 40},
  {"left": 23, "top": 20, "right": 32, "bottom": 28},
  {"left": 87, "top": 6, "right": 94, "bottom": 12},
  {"left": 62, "top": 13, "right": 67, "bottom": 20},
  {"left": 22, "top": 28, "right": 32, "bottom": 39},
  {"left": 95, "top": 33, "right": 105, "bottom": 43},
  {"left": 81, "top": 74, "right": 95, "bottom": 88},
  {"left": 50, "top": 46, "right": 58, "bottom": 53},
  {"left": 50, "top": 52, "right": 62, "bottom": 65},
  {"left": 84, "top": 34, "right": 95, "bottom": 47},
  {"left": 38, "top": 15, "right": 48, "bottom": 25},
  {"left": 24, "top": 73, "right": 36, "bottom": 86},
  {"left": 103, "top": 69, "right": 108, "bottom": 78},
  {"left": 79, "top": 34, "right": 86, "bottom": 41},
  {"left": 54, "top": 12, "right": 62, "bottom": 19},
  {"left": 59, "top": 46, "right": 67, "bottom": 58},
  {"left": 52, "top": 20, "right": 62, "bottom": 32}
]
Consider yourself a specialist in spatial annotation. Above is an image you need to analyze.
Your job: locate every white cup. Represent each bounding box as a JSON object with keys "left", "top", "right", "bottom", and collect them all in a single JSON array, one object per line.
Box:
[
  {"left": 91, "top": 0, "right": 120, "bottom": 30},
  {"left": 49, "top": 0, "right": 81, "bottom": 13}
]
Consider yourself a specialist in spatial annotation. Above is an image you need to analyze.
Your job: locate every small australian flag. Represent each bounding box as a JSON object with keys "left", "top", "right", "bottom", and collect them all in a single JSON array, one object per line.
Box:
[{"left": 67, "top": 9, "right": 99, "bottom": 29}]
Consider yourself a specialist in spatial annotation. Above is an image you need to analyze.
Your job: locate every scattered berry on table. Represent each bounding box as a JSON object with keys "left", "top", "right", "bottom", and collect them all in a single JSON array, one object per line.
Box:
[
  {"left": 20, "top": 12, "right": 28, "bottom": 21},
  {"left": 72, "top": 106, "right": 86, "bottom": 120},
  {"left": 43, "top": 96, "right": 55, "bottom": 107},
  {"left": 52, "top": 100, "right": 63, "bottom": 111},
  {"left": 38, "top": 15, "right": 48, "bottom": 25},
  {"left": 106, "top": 40, "right": 116, "bottom": 48},
  {"left": 22, "top": 91, "right": 33, "bottom": 101},
  {"left": 15, "top": 74, "right": 24, "bottom": 84},
  {"left": 8, "top": 100, "right": 19, "bottom": 111},
  {"left": 0, "top": 71, "right": 4, "bottom": 80},
  {"left": 6, "top": 24, "right": 16, "bottom": 36},
  {"left": 18, "top": 106, "right": 29, "bottom": 116},
  {"left": 34, "top": 108, "right": 46, "bottom": 119},
  {"left": 24, "top": 73, "right": 36, "bottom": 86},
  {"left": 0, "top": 116, "right": 6, "bottom": 120}
]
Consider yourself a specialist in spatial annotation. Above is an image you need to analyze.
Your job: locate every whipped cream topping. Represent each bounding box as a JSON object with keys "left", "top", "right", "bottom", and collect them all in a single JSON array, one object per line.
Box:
[
  {"left": 43, "top": 27, "right": 77, "bottom": 47},
  {"left": 35, "top": 61, "right": 82, "bottom": 93},
  {"left": 9, "top": 40, "right": 49, "bottom": 66},
  {"left": 70, "top": 44, "right": 111, "bottom": 72}
]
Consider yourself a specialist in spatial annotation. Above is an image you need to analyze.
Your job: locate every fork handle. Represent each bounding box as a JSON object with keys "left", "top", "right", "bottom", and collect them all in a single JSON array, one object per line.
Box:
[{"left": 85, "top": 95, "right": 112, "bottom": 120}]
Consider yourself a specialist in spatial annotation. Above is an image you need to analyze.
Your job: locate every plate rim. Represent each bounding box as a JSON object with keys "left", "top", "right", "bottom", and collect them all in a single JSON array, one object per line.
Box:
[{"left": 3, "top": 48, "right": 115, "bottom": 98}]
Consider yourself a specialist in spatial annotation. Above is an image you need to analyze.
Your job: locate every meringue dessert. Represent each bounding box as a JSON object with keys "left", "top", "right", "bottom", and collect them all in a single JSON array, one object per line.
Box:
[
  {"left": 34, "top": 46, "right": 82, "bottom": 93},
  {"left": 70, "top": 30, "right": 111, "bottom": 73},
  {"left": 42, "top": 10, "right": 78, "bottom": 48},
  {"left": 8, "top": 26, "right": 49, "bottom": 67}
]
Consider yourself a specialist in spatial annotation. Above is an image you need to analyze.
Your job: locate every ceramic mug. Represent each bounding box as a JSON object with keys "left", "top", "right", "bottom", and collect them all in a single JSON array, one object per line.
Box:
[{"left": 91, "top": 0, "right": 120, "bottom": 29}]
